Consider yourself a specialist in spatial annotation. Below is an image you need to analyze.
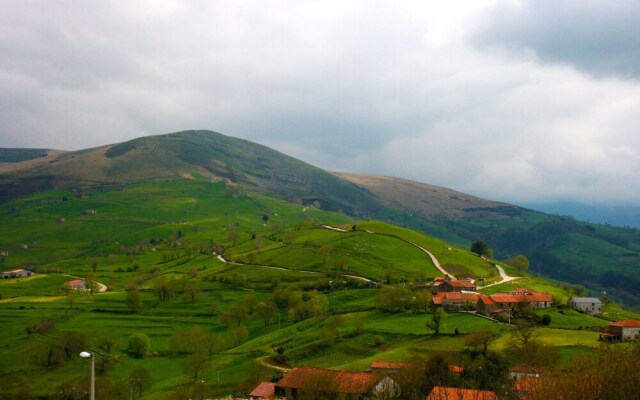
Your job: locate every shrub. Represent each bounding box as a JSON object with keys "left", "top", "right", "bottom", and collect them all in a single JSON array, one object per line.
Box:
[{"left": 128, "top": 333, "right": 150, "bottom": 358}]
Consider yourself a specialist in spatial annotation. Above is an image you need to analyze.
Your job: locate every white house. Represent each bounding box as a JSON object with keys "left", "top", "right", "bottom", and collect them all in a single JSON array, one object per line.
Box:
[
  {"left": 2, "top": 269, "right": 32, "bottom": 279},
  {"left": 568, "top": 297, "right": 603, "bottom": 316}
]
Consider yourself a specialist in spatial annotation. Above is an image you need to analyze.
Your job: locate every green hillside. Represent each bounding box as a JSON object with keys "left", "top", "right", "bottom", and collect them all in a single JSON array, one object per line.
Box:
[{"left": 1, "top": 180, "right": 638, "bottom": 399}]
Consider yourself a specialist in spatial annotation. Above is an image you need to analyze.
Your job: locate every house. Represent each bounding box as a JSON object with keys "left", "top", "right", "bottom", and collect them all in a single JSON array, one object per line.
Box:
[
  {"left": 513, "top": 376, "right": 541, "bottom": 400},
  {"left": 0, "top": 251, "right": 8, "bottom": 257},
  {"left": 427, "top": 386, "right": 496, "bottom": 400},
  {"left": 57, "top": 217, "right": 65, "bottom": 222},
  {"left": 82, "top": 209, "right": 97, "bottom": 215},
  {"left": 20, "top": 244, "right": 28, "bottom": 249},
  {"left": 275, "top": 367, "right": 399, "bottom": 400},
  {"left": 64, "top": 279, "right": 87, "bottom": 290},
  {"left": 2, "top": 269, "right": 32, "bottom": 279},
  {"left": 476, "top": 289, "right": 553, "bottom": 316},
  {"left": 568, "top": 297, "right": 603, "bottom": 316},
  {"left": 600, "top": 320, "right": 640, "bottom": 342},
  {"left": 432, "top": 292, "right": 479, "bottom": 311},
  {"left": 432, "top": 279, "right": 476, "bottom": 294},
  {"left": 249, "top": 381, "right": 275, "bottom": 400}
]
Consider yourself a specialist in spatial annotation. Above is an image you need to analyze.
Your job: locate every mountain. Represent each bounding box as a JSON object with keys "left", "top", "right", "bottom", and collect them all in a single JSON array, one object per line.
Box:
[
  {"left": 523, "top": 201, "right": 640, "bottom": 229},
  {"left": 0, "top": 130, "right": 381, "bottom": 216},
  {"left": 2, "top": 129, "right": 639, "bottom": 307}
]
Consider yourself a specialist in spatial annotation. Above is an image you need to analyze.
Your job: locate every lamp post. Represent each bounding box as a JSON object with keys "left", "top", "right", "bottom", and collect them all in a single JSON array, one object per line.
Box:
[{"left": 80, "top": 351, "right": 95, "bottom": 400}]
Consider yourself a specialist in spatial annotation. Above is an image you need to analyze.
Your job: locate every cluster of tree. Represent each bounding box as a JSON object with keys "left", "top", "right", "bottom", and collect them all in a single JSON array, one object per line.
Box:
[
  {"left": 152, "top": 275, "right": 200, "bottom": 303},
  {"left": 376, "top": 286, "right": 431, "bottom": 312}
]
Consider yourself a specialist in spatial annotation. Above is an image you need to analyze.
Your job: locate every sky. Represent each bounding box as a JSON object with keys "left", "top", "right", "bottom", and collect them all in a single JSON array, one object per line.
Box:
[{"left": 1, "top": 0, "right": 639, "bottom": 204}]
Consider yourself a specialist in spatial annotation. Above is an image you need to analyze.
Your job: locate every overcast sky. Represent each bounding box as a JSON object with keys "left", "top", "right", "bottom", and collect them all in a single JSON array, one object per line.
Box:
[{"left": 1, "top": 1, "right": 639, "bottom": 204}]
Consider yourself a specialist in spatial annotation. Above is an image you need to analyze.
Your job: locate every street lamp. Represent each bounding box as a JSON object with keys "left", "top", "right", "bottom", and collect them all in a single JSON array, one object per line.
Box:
[{"left": 80, "top": 351, "right": 95, "bottom": 400}]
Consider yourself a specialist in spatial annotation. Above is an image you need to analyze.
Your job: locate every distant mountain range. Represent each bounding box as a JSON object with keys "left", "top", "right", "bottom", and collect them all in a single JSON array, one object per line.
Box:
[
  {"left": 1, "top": 130, "right": 639, "bottom": 307},
  {"left": 523, "top": 201, "right": 640, "bottom": 229}
]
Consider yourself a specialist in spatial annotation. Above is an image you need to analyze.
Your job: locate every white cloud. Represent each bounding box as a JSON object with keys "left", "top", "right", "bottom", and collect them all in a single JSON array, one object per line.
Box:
[{"left": 0, "top": 1, "right": 639, "bottom": 204}]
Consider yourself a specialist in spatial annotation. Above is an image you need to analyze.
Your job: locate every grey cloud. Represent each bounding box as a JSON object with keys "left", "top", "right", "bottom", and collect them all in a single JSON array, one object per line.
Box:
[{"left": 474, "top": 0, "right": 640, "bottom": 79}]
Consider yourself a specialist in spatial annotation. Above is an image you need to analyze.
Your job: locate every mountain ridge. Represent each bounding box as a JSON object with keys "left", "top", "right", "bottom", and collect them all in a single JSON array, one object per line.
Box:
[{"left": 1, "top": 129, "right": 639, "bottom": 307}]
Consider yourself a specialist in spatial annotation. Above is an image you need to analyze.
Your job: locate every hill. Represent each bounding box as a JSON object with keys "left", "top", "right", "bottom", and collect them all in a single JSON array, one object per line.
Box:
[
  {"left": 2, "top": 180, "right": 636, "bottom": 398},
  {"left": 1, "top": 129, "right": 639, "bottom": 307}
]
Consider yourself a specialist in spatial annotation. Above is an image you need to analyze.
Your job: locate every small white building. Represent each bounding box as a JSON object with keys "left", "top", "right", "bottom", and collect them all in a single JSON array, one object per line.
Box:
[
  {"left": 64, "top": 279, "right": 87, "bottom": 290},
  {"left": 568, "top": 297, "right": 603, "bottom": 316},
  {"left": 2, "top": 269, "right": 32, "bottom": 279},
  {"left": 0, "top": 251, "right": 8, "bottom": 257}
]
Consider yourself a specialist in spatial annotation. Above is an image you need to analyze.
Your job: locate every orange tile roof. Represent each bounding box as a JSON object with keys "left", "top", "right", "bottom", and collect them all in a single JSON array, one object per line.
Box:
[
  {"left": 433, "top": 292, "right": 479, "bottom": 302},
  {"left": 65, "top": 279, "right": 85, "bottom": 286},
  {"left": 478, "top": 295, "right": 495, "bottom": 305},
  {"left": 609, "top": 320, "right": 640, "bottom": 327},
  {"left": 249, "top": 381, "right": 275, "bottom": 398},
  {"left": 489, "top": 291, "right": 552, "bottom": 304},
  {"left": 513, "top": 376, "right": 541, "bottom": 392},
  {"left": 277, "top": 367, "right": 378, "bottom": 394},
  {"left": 427, "top": 386, "right": 496, "bottom": 400},
  {"left": 449, "top": 365, "right": 464, "bottom": 374},
  {"left": 4, "top": 269, "right": 25, "bottom": 274}
]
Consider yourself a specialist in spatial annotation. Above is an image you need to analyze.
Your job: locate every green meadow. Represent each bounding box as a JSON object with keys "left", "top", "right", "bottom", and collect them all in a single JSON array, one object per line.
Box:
[{"left": 0, "top": 180, "right": 638, "bottom": 398}]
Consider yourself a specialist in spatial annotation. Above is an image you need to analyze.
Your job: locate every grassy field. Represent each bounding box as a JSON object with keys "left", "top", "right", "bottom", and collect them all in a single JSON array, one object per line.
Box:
[{"left": 1, "top": 180, "right": 639, "bottom": 399}]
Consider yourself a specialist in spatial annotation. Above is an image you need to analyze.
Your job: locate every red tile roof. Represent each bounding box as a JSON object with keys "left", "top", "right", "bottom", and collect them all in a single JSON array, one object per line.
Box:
[
  {"left": 489, "top": 291, "right": 552, "bottom": 304},
  {"left": 249, "top": 381, "right": 275, "bottom": 399},
  {"left": 427, "top": 386, "right": 496, "bottom": 400},
  {"left": 277, "top": 367, "right": 378, "bottom": 394},
  {"left": 609, "top": 320, "right": 640, "bottom": 327},
  {"left": 513, "top": 376, "right": 540, "bottom": 392},
  {"left": 449, "top": 365, "right": 464, "bottom": 374},
  {"left": 65, "top": 279, "right": 85, "bottom": 287},
  {"left": 477, "top": 295, "right": 495, "bottom": 305},
  {"left": 5, "top": 269, "right": 25, "bottom": 274},
  {"left": 433, "top": 292, "right": 479, "bottom": 303}
]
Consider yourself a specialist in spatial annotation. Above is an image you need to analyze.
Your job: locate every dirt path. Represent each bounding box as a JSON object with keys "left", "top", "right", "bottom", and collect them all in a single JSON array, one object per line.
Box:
[
  {"left": 321, "top": 225, "right": 455, "bottom": 280},
  {"left": 477, "top": 264, "right": 519, "bottom": 289},
  {"left": 213, "top": 252, "right": 378, "bottom": 285},
  {"left": 258, "top": 356, "right": 291, "bottom": 373}
]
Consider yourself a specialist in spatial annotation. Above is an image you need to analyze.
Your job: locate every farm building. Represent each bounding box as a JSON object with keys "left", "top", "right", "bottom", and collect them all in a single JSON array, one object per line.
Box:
[
  {"left": 275, "top": 367, "right": 400, "bottom": 399},
  {"left": 64, "top": 279, "right": 87, "bottom": 290},
  {"left": 568, "top": 297, "right": 603, "bottom": 315},
  {"left": 249, "top": 381, "right": 275, "bottom": 400},
  {"left": 432, "top": 278, "right": 476, "bottom": 293},
  {"left": 82, "top": 209, "right": 97, "bottom": 215},
  {"left": 600, "top": 320, "right": 640, "bottom": 342},
  {"left": 0, "top": 251, "right": 8, "bottom": 256},
  {"left": 432, "top": 292, "right": 480, "bottom": 311},
  {"left": 2, "top": 269, "right": 32, "bottom": 279},
  {"left": 477, "top": 289, "right": 553, "bottom": 315}
]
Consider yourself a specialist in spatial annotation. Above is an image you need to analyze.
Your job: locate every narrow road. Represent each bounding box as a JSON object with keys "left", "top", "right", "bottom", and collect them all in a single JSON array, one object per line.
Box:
[
  {"left": 477, "top": 264, "right": 519, "bottom": 289},
  {"left": 258, "top": 356, "right": 291, "bottom": 373},
  {"left": 213, "top": 252, "right": 378, "bottom": 285},
  {"left": 321, "top": 225, "right": 455, "bottom": 280}
]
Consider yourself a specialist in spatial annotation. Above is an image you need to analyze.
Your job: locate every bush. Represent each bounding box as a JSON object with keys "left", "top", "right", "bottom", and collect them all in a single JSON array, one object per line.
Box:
[
  {"left": 541, "top": 314, "right": 551, "bottom": 326},
  {"left": 373, "top": 335, "right": 385, "bottom": 346},
  {"left": 128, "top": 333, "right": 150, "bottom": 358}
]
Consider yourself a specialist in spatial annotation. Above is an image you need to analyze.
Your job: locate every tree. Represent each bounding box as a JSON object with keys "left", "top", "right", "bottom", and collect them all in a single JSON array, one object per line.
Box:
[
  {"left": 153, "top": 276, "right": 176, "bottom": 302},
  {"left": 202, "top": 332, "right": 218, "bottom": 360},
  {"left": 126, "top": 290, "right": 141, "bottom": 310},
  {"left": 128, "top": 333, "right": 150, "bottom": 358},
  {"left": 573, "top": 284, "right": 587, "bottom": 297},
  {"left": 318, "top": 245, "right": 332, "bottom": 264},
  {"left": 185, "top": 353, "right": 211, "bottom": 382},
  {"left": 426, "top": 308, "right": 446, "bottom": 336},
  {"left": 221, "top": 305, "right": 248, "bottom": 327},
  {"left": 243, "top": 294, "right": 258, "bottom": 315},
  {"left": 510, "top": 255, "right": 530, "bottom": 273},
  {"left": 129, "top": 366, "right": 152, "bottom": 398},
  {"left": 255, "top": 300, "right": 278, "bottom": 326},
  {"left": 60, "top": 331, "right": 89, "bottom": 359},
  {"left": 96, "top": 332, "right": 116, "bottom": 353},
  {"left": 170, "top": 328, "right": 206, "bottom": 354},
  {"left": 470, "top": 240, "right": 492, "bottom": 257},
  {"left": 511, "top": 319, "right": 539, "bottom": 347},
  {"left": 89, "top": 258, "right": 99, "bottom": 273},
  {"left": 464, "top": 330, "right": 497, "bottom": 357}
]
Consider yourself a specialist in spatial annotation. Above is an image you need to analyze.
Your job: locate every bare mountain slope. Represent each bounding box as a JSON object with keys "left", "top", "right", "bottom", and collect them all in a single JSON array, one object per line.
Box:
[{"left": 335, "top": 172, "right": 525, "bottom": 220}]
